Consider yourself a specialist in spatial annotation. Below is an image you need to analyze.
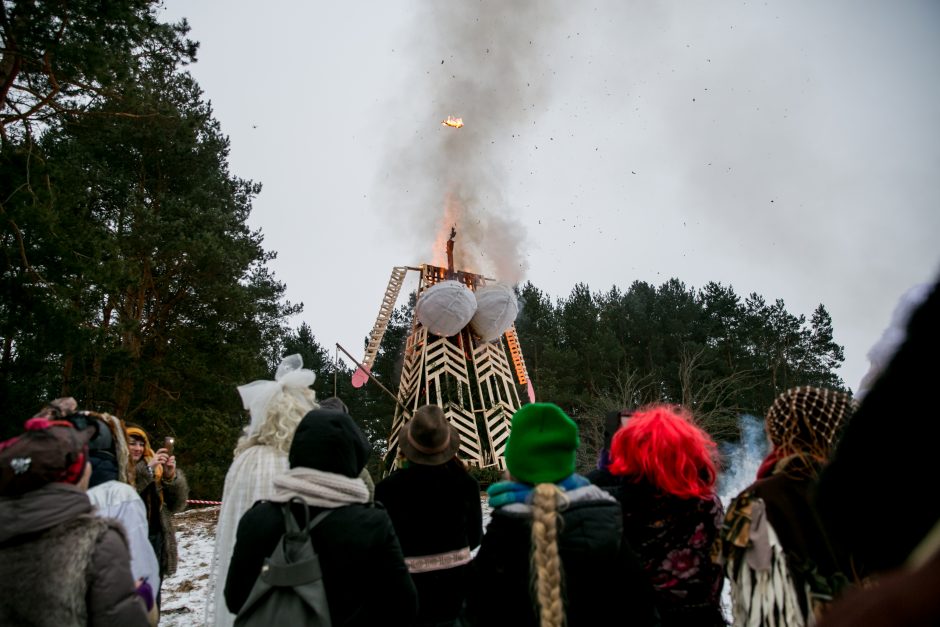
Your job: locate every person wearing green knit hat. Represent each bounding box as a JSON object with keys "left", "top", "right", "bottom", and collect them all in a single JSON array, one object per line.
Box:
[
  {"left": 504, "top": 403, "right": 579, "bottom": 485},
  {"left": 465, "top": 403, "right": 658, "bottom": 627}
]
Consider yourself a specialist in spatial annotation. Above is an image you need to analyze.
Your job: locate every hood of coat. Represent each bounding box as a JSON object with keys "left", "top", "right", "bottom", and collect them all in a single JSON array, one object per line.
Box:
[{"left": 0, "top": 482, "right": 92, "bottom": 543}]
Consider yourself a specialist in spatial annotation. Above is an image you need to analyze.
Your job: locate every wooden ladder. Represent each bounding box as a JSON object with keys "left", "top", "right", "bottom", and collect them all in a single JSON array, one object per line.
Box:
[{"left": 362, "top": 267, "right": 409, "bottom": 368}]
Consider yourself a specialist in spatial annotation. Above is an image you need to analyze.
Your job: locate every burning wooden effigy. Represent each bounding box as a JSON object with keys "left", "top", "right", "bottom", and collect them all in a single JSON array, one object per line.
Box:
[{"left": 354, "top": 229, "right": 532, "bottom": 474}]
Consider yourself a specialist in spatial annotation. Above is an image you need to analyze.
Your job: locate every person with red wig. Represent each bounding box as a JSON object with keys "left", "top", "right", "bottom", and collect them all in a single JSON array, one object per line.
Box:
[{"left": 608, "top": 403, "right": 725, "bottom": 626}]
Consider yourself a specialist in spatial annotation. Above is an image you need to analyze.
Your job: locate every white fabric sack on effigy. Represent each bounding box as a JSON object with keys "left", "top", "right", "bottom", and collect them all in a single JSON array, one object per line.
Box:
[
  {"left": 470, "top": 283, "right": 519, "bottom": 342},
  {"left": 415, "top": 280, "right": 477, "bottom": 337}
]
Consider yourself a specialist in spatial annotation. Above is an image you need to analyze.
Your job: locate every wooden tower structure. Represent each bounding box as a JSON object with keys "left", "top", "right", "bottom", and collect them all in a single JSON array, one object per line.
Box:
[{"left": 359, "top": 244, "right": 532, "bottom": 473}]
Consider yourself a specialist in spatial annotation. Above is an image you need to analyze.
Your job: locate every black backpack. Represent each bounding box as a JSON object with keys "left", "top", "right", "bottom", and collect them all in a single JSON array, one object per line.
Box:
[{"left": 235, "top": 498, "right": 333, "bottom": 627}]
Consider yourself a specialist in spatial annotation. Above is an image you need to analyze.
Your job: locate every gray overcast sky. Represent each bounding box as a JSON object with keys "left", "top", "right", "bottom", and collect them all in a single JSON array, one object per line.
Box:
[{"left": 162, "top": 1, "right": 939, "bottom": 393}]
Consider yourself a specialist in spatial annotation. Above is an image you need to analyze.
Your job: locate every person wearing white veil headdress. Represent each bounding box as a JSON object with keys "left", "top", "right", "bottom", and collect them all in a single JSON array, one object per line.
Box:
[{"left": 205, "top": 354, "right": 318, "bottom": 627}]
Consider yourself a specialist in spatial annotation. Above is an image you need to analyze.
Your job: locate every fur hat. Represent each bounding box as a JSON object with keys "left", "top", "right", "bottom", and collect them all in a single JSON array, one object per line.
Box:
[
  {"left": 857, "top": 283, "right": 931, "bottom": 400},
  {"left": 766, "top": 386, "right": 856, "bottom": 457},
  {"left": 0, "top": 418, "right": 94, "bottom": 495},
  {"left": 32, "top": 397, "right": 78, "bottom": 420},
  {"left": 504, "top": 403, "right": 580, "bottom": 485},
  {"left": 399, "top": 405, "right": 461, "bottom": 466},
  {"left": 289, "top": 409, "right": 371, "bottom": 478}
]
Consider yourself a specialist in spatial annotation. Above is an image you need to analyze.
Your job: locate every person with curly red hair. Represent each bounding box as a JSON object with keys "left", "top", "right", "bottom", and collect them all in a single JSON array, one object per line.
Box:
[{"left": 608, "top": 403, "right": 725, "bottom": 626}]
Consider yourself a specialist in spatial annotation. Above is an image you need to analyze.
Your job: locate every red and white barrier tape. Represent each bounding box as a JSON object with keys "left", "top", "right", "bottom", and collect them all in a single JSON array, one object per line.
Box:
[{"left": 187, "top": 499, "right": 222, "bottom": 506}]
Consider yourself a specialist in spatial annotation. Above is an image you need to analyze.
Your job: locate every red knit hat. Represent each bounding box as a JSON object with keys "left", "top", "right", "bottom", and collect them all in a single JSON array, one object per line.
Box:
[{"left": 0, "top": 417, "right": 94, "bottom": 495}]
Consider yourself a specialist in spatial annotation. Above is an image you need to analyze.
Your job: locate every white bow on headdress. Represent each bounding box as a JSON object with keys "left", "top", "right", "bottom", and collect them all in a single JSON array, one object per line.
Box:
[{"left": 237, "top": 354, "right": 316, "bottom": 436}]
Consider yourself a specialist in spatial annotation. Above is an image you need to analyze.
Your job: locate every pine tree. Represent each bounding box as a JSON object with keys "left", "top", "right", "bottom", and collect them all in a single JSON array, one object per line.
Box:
[
  {"left": 1, "top": 54, "right": 298, "bottom": 498},
  {"left": 1, "top": 0, "right": 197, "bottom": 141}
]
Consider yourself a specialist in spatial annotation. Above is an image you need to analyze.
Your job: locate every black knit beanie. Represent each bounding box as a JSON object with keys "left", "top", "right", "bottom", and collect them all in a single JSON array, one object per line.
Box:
[{"left": 288, "top": 409, "right": 371, "bottom": 478}]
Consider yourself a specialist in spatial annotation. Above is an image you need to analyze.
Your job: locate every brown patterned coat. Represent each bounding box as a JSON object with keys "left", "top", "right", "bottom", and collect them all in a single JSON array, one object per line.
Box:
[{"left": 134, "top": 459, "right": 189, "bottom": 576}]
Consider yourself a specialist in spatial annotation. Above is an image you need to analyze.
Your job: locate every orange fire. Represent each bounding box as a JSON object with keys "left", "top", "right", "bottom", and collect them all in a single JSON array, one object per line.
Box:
[{"left": 441, "top": 116, "right": 464, "bottom": 128}]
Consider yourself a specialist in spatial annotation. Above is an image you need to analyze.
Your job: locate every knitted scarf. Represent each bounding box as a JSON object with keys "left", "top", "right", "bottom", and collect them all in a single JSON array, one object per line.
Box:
[
  {"left": 487, "top": 473, "right": 590, "bottom": 509},
  {"left": 270, "top": 467, "right": 370, "bottom": 508}
]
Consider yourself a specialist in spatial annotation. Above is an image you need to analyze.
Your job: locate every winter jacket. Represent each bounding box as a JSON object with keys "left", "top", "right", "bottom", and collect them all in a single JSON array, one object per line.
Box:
[
  {"left": 88, "top": 479, "right": 161, "bottom": 593},
  {"left": 465, "top": 484, "right": 658, "bottom": 627},
  {"left": 615, "top": 479, "right": 726, "bottom": 627},
  {"left": 225, "top": 499, "right": 418, "bottom": 627},
  {"left": 134, "top": 459, "right": 189, "bottom": 576},
  {"left": 375, "top": 461, "right": 482, "bottom": 625},
  {"left": 0, "top": 482, "right": 148, "bottom": 627}
]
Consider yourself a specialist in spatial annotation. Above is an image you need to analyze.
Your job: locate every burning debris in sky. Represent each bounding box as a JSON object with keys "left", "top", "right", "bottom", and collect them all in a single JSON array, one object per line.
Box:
[{"left": 378, "top": 0, "right": 560, "bottom": 285}]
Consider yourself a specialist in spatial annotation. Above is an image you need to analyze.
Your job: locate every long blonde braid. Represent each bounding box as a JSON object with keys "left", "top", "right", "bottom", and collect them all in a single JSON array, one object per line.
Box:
[{"left": 530, "top": 483, "right": 565, "bottom": 627}]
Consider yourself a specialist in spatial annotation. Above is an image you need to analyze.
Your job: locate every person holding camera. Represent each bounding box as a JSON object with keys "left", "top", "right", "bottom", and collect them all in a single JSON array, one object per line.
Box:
[{"left": 127, "top": 425, "right": 189, "bottom": 609}]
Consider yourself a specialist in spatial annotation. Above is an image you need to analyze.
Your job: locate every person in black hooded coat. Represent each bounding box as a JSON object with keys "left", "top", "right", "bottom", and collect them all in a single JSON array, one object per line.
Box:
[{"left": 224, "top": 408, "right": 418, "bottom": 627}]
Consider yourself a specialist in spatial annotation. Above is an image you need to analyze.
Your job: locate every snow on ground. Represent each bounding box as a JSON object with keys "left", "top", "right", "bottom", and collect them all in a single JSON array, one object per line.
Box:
[{"left": 160, "top": 506, "right": 218, "bottom": 627}]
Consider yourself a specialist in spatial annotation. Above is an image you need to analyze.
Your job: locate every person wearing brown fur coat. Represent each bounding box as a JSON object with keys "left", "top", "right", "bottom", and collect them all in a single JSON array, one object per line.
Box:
[
  {"left": 127, "top": 425, "right": 189, "bottom": 605},
  {"left": 0, "top": 419, "right": 148, "bottom": 626}
]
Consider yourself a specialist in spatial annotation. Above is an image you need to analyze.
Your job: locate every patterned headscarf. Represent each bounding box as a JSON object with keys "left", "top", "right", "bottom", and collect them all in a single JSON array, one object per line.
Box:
[{"left": 765, "top": 386, "right": 856, "bottom": 458}]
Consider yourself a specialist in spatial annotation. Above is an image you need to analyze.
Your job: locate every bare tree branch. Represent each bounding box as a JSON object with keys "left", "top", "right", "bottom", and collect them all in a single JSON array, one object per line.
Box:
[{"left": 678, "top": 345, "right": 761, "bottom": 440}]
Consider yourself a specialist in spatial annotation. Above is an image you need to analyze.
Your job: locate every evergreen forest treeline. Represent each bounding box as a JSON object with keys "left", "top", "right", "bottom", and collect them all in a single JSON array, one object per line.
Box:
[
  {"left": 511, "top": 280, "right": 845, "bottom": 471},
  {"left": 0, "top": 2, "right": 846, "bottom": 497}
]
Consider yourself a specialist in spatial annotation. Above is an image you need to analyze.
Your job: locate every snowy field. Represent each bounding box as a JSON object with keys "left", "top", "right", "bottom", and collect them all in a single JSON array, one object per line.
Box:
[{"left": 160, "top": 507, "right": 219, "bottom": 627}]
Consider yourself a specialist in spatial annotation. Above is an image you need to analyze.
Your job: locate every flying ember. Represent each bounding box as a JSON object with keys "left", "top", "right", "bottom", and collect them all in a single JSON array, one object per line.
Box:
[{"left": 442, "top": 116, "right": 464, "bottom": 128}]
